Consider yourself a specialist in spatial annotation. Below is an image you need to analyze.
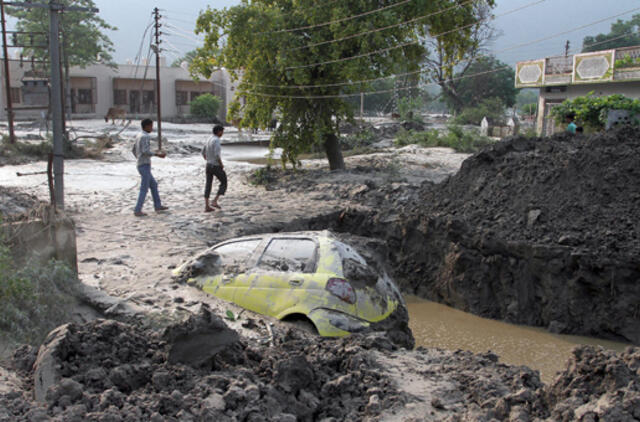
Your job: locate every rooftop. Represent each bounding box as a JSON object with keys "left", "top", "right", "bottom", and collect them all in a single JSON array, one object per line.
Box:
[{"left": 515, "top": 45, "right": 640, "bottom": 88}]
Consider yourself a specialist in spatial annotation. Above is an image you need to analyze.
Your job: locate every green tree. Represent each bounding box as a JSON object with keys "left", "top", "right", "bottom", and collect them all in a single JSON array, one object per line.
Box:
[
  {"left": 582, "top": 14, "right": 640, "bottom": 52},
  {"left": 8, "top": 0, "right": 116, "bottom": 68},
  {"left": 191, "top": 0, "right": 495, "bottom": 170},
  {"left": 450, "top": 56, "right": 517, "bottom": 111},
  {"left": 190, "top": 93, "right": 222, "bottom": 119},
  {"left": 421, "top": 1, "right": 497, "bottom": 114},
  {"left": 171, "top": 50, "right": 199, "bottom": 67}
]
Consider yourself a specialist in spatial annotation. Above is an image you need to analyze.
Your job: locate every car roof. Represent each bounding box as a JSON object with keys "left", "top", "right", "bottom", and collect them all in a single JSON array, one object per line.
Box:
[{"left": 214, "top": 230, "right": 334, "bottom": 247}]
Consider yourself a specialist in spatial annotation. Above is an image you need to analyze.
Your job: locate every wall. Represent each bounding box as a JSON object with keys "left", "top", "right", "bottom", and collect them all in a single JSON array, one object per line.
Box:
[{"left": 0, "top": 59, "right": 232, "bottom": 122}]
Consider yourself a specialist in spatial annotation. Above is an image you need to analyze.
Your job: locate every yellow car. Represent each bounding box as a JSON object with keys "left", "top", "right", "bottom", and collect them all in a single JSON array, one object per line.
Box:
[{"left": 174, "top": 231, "right": 412, "bottom": 345}]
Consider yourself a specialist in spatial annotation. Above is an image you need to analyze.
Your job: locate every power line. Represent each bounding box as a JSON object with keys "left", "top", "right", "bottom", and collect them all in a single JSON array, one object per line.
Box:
[
  {"left": 242, "top": 8, "right": 640, "bottom": 99},
  {"left": 260, "top": 0, "right": 414, "bottom": 34},
  {"left": 288, "top": 0, "right": 479, "bottom": 52},
  {"left": 284, "top": 0, "right": 549, "bottom": 70}
]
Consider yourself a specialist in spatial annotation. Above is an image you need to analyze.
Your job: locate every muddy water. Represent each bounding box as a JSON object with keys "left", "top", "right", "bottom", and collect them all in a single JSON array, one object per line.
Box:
[{"left": 406, "top": 296, "right": 629, "bottom": 383}]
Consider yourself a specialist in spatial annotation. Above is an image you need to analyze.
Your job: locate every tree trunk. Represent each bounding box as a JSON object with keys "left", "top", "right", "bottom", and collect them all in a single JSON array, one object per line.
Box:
[{"left": 324, "top": 132, "right": 345, "bottom": 170}]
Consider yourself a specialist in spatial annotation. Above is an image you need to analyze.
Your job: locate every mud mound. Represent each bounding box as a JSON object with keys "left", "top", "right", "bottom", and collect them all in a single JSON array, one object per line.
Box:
[
  {"left": 0, "top": 308, "right": 407, "bottom": 421},
  {"left": 544, "top": 346, "right": 640, "bottom": 421},
  {"left": 420, "top": 127, "right": 640, "bottom": 258}
]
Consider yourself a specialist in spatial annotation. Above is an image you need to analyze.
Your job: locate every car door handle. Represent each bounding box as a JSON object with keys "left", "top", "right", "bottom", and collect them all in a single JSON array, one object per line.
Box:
[
  {"left": 221, "top": 275, "right": 233, "bottom": 284},
  {"left": 289, "top": 279, "right": 303, "bottom": 286}
]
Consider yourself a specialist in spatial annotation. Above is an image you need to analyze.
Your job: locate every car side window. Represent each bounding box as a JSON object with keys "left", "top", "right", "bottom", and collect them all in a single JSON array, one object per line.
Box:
[{"left": 256, "top": 238, "right": 317, "bottom": 273}]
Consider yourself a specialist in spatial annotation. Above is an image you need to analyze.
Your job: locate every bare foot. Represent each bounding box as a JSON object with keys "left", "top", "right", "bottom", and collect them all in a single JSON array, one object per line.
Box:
[
  {"left": 212, "top": 203, "right": 221, "bottom": 209},
  {"left": 205, "top": 207, "right": 215, "bottom": 213}
]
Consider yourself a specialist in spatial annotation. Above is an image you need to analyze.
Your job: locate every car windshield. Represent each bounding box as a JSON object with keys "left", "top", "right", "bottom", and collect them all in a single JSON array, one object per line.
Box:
[
  {"left": 257, "top": 238, "right": 317, "bottom": 273},
  {"left": 213, "top": 239, "right": 262, "bottom": 273}
]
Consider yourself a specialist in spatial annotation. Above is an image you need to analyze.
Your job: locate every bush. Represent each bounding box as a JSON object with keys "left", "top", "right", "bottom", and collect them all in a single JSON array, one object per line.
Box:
[
  {"left": 189, "top": 93, "right": 222, "bottom": 119},
  {"left": 550, "top": 93, "right": 640, "bottom": 131},
  {"left": 396, "top": 96, "right": 424, "bottom": 123},
  {"left": 395, "top": 125, "right": 493, "bottom": 153},
  {"left": 341, "top": 128, "right": 377, "bottom": 150},
  {"left": 454, "top": 97, "right": 507, "bottom": 126},
  {"left": 0, "top": 233, "right": 81, "bottom": 350}
]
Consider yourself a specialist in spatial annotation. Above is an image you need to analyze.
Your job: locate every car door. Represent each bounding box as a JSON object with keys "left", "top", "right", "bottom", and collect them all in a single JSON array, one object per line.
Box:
[
  {"left": 189, "top": 238, "right": 263, "bottom": 303},
  {"left": 233, "top": 237, "right": 319, "bottom": 317}
]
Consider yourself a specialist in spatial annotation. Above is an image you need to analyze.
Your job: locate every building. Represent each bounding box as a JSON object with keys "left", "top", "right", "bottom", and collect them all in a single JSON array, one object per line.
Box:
[
  {"left": 515, "top": 45, "right": 640, "bottom": 135},
  {"left": 0, "top": 57, "right": 236, "bottom": 122}
]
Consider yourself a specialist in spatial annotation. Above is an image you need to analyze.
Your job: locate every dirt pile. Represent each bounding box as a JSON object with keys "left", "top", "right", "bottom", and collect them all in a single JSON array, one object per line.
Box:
[{"left": 0, "top": 306, "right": 409, "bottom": 421}]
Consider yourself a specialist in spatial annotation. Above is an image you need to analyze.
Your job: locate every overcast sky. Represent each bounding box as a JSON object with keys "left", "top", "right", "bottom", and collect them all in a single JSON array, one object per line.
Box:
[{"left": 18, "top": 0, "right": 640, "bottom": 65}]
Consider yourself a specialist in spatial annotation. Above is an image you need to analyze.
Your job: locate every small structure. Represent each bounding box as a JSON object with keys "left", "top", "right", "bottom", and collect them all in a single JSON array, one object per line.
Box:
[{"left": 515, "top": 45, "right": 640, "bottom": 136}]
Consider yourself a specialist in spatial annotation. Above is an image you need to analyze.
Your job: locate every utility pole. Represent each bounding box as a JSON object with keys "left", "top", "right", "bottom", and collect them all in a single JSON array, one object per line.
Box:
[
  {"left": 49, "top": 0, "right": 64, "bottom": 209},
  {"left": 1, "top": 0, "right": 15, "bottom": 144},
  {"left": 5, "top": 0, "right": 98, "bottom": 210},
  {"left": 153, "top": 7, "right": 162, "bottom": 150}
]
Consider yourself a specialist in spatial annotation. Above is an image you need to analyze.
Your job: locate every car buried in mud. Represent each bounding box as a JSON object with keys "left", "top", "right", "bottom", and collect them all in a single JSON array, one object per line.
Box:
[{"left": 174, "top": 231, "right": 413, "bottom": 346}]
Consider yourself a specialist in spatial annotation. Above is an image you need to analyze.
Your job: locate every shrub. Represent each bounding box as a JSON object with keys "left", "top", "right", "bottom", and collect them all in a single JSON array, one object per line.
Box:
[
  {"left": 395, "top": 125, "right": 493, "bottom": 153},
  {"left": 454, "top": 97, "right": 507, "bottom": 126},
  {"left": 396, "top": 97, "right": 424, "bottom": 123},
  {"left": 341, "top": 128, "right": 377, "bottom": 150},
  {"left": 0, "top": 231, "right": 81, "bottom": 350},
  {"left": 550, "top": 93, "right": 640, "bottom": 131},
  {"left": 190, "top": 93, "right": 222, "bottom": 119}
]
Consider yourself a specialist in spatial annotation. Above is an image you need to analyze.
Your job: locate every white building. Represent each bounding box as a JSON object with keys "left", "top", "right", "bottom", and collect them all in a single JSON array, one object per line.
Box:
[
  {"left": 0, "top": 57, "right": 236, "bottom": 122},
  {"left": 515, "top": 45, "right": 640, "bottom": 135}
]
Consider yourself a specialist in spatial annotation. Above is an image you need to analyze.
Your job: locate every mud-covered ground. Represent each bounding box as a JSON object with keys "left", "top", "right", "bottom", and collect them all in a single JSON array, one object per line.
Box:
[{"left": 1, "top": 121, "right": 640, "bottom": 420}]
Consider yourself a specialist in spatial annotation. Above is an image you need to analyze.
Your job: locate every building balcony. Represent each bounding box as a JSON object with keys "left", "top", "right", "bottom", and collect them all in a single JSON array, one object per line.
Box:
[{"left": 515, "top": 45, "right": 640, "bottom": 88}]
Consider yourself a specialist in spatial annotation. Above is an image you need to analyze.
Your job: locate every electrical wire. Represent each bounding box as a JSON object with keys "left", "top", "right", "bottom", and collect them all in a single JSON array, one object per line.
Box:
[
  {"left": 260, "top": 0, "right": 413, "bottom": 34},
  {"left": 284, "top": 0, "right": 554, "bottom": 70},
  {"left": 287, "top": 0, "right": 479, "bottom": 52},
  {"left": 242, "top": 8, "right": 640, "bottom": 99}
]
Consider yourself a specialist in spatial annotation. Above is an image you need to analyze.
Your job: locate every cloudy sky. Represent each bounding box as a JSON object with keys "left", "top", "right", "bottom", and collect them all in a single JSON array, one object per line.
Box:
[{"left": 28, "top": 0, "right": 640, "bottom": 65}]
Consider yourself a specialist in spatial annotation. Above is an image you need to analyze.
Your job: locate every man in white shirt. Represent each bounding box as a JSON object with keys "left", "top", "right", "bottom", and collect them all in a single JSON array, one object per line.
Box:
[
  {"left": 201, "top": 124, "right": 227, "bottom": 212},
  {"left": 132, "top": 118, "right": 168, "bottom": 216}
]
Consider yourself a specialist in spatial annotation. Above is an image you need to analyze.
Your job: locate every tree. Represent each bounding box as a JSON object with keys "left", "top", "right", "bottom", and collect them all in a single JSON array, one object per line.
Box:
[
  {"left": 421, "top": 1, "right": 497, "bottom": 114},
  {"left": 450, "top": 56, "right": 517, "bottom": 111},
  {"left": 8, "top": 0, "right": 116, "bottom": 68},
  {"left": 582, "top": 14, "right": 640, "bottom": 52},
  {"left": 190, "top": 93, "right": 222, "bottom": 119},
  {"left": 171, "top": 50, "right": 198, "bottom": 67},
  {"left": 191, "top": 0, "right": 495, "bottom": 170},
  {"left": 8, "top": 0, "right": 116, "bottom": 126}
]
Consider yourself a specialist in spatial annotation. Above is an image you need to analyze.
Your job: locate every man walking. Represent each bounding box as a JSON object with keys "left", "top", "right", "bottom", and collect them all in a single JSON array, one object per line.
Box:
[
  {"left": 202, "top": 125, "right": 227, "bottom": 212},
  {"left": 133, "top": 118, "right": 168, "bottom": 216}
]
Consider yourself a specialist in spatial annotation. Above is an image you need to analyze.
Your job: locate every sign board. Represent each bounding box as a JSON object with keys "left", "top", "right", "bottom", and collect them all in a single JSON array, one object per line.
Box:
[
  {"left": 573, "top": 50, "right": 615, "bottom": 84},
  {"left": 515, "top": 59, "right": 545, "bottom": 88}
]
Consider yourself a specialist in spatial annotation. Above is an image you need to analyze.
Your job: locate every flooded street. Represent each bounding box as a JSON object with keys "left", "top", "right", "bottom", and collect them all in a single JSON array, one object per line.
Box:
[{"left": 407, "top": 296, "right": 629, "bottom": 383}]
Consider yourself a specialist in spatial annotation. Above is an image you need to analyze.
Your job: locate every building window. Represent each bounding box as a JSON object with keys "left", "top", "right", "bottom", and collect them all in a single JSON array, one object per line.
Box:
[
  {"left": 190, "top": 91, "right": 202, "bottom": 101},
  {"left": 114, "top": 89, "right": 127, "bottom": 105},
  {"left": 78, "top": 88, "right": 92, "bottom": 104},
  {"left": 10, "top": 87, "right": 20, "bottom": 103},
  {"left": 176, "top": 91, "right": 188, "bottom": 106},
  {"left": 143, "top": 90, "right": 155, "bottom": 105}
]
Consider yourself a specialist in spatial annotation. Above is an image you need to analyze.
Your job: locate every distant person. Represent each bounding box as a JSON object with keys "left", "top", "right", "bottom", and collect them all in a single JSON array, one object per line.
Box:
[
  {"left": 132, "top": 118, "right": 168, "bottom": 217},
  {"left": 202, "top": 124, "right": 227, "bottom": 212},
  {"left": 565, "top": 112, "right": 577, "bottom": 135}
]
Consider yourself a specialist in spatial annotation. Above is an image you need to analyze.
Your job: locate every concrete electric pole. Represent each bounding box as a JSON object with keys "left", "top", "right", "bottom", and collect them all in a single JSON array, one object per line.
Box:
[{"left": 153, "top": 7, "right": 162, "bottom": 150}]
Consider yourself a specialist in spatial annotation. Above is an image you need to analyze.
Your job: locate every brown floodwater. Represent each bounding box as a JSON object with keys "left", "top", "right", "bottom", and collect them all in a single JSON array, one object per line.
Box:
[{"left": 406, "top": 296, "right": 630, "bottom": 384}]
